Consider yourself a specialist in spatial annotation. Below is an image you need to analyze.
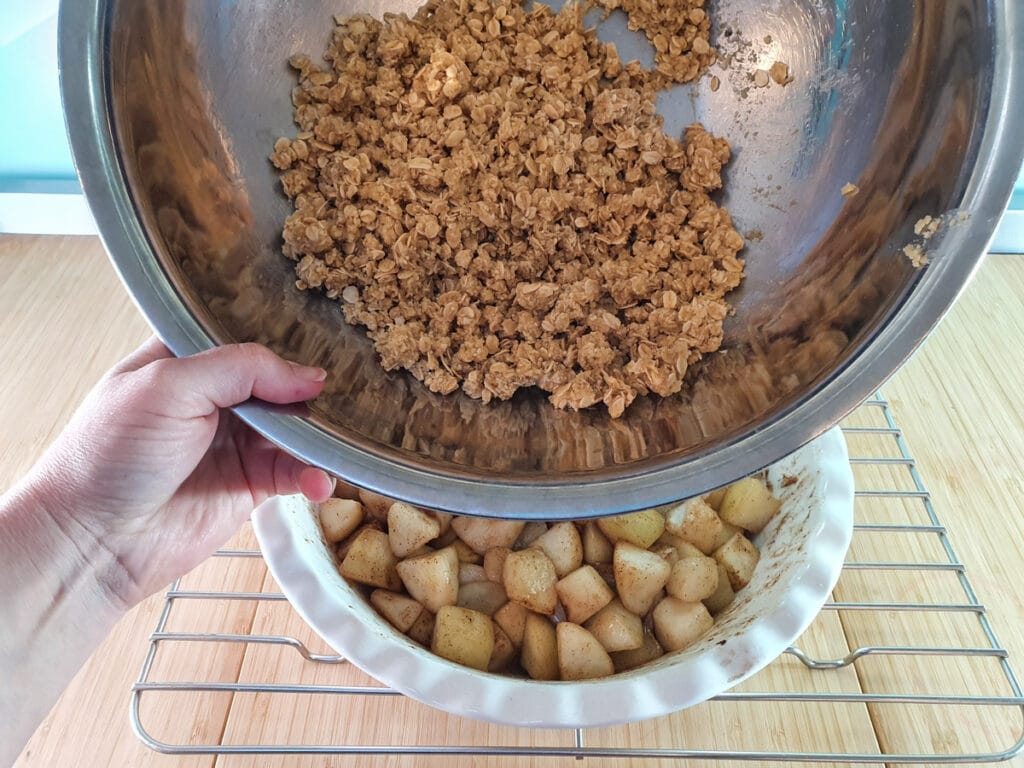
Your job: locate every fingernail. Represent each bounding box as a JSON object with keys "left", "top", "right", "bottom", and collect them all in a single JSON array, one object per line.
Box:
[{"left": 292, "top": 363, "right": 327, "bottom": 382}]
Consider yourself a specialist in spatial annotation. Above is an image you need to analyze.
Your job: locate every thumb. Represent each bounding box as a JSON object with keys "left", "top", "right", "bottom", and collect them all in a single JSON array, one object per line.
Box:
[{"left": 138, "top": 343, "right": 327, "bottom": 419}]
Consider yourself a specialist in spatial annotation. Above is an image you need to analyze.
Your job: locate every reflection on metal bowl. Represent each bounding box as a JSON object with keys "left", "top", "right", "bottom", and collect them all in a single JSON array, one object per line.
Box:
[{"left": 60, "top": 0, "right": 1023, "bottom": 517}]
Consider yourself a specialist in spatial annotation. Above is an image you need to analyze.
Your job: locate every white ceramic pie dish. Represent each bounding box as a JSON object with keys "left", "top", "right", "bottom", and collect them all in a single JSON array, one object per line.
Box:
[{"left": 252, "top": 426, "right": 854, "bottom": 728}]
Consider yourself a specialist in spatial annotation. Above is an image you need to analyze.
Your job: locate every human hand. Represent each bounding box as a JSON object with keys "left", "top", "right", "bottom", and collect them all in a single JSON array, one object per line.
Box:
[{"left": 26, "top": 337, "right": 335, "bottom": 608}]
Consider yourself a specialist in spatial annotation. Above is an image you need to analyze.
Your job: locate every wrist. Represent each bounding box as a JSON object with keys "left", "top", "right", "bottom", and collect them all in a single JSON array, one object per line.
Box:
[
  {"left": 0, "top": 476, "right": 129, "bottom": 766},
  {"left": 0, "top": 470, "right": 135, "bottom": 620}
]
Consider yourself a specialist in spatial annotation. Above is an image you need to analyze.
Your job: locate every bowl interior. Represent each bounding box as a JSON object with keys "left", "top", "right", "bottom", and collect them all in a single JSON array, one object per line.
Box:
[
  {"left": 102, "top": 0, "right": 995, "bottom": 484},
  {"left": 252, "top": 427, "right": 854, "bottom": 727}
]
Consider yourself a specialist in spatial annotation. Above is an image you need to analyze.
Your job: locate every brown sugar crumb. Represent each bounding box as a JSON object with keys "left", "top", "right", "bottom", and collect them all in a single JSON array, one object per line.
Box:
[
  {"left": 271, "top": 0, "right": 744, "bottom": 418},
  {"left": 914, "top": 215, "right": 941, "bottom": 239},
  {"left": 840, "top": 182, "right": 860, "bottom": 197},
  {"left": 594, "top": 0, "right": 716, "bottom": 83},
  {"left": 903, "top": 244, "right": 929, "bottom": 269},
  {"left": 768, "top": 61, "right": 793, "bottom": 85},
  {"left": 903, "top": 212, "right": 954, "bottom": 269}
]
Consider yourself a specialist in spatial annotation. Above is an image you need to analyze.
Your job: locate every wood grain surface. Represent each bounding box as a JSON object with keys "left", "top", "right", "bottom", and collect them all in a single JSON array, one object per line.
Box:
[{"left": 3, "top": 235, "right": 1023, "bottom": 767}]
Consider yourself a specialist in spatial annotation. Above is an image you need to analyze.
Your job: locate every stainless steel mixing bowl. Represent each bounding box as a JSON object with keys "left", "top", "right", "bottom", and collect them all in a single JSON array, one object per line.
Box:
[{"left": 60, "top": 0, "right": 1023, "bottom": 518}]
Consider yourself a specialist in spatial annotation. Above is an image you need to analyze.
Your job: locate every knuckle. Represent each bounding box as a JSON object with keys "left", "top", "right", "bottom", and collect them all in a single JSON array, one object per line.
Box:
[
  {"left": 110, "top": 359, "right": 168, "bottom": 409},
  {"left": 135, "top": 357, "right": 173, "bottom": 391},
  {"left": 233, "top": 342, "right": 275, "bottom": 368}
]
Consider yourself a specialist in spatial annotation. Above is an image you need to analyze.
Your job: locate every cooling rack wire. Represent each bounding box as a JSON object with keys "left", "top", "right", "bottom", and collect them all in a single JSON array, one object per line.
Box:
[{"left": 131, "top": 393, "right": 1024, "bottom": 764}]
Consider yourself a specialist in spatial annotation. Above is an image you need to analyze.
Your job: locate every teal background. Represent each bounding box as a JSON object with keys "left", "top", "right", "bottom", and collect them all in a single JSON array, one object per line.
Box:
[{"left": 0, "top": 4, "right": 76, "bottom": 185}]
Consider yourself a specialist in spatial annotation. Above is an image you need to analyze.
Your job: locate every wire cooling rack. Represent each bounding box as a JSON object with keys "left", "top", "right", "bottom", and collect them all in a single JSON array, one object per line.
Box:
[{"left": 131, "top": 394, "right": 1024, "bottom": 763}]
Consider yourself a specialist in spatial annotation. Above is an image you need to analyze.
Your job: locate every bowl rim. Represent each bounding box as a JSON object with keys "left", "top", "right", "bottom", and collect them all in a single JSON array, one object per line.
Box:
[
  {"left": 250, "top": 427, "right": 854, "bottom": 728},
  {"left": 59, "top": 0, "right": 1024, "bottom": 517}
]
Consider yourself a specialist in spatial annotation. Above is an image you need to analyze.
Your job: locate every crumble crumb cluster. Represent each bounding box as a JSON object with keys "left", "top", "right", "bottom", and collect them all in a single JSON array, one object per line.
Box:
[{"left": 272, "top": 0, "right": 743, "bottom": 417}]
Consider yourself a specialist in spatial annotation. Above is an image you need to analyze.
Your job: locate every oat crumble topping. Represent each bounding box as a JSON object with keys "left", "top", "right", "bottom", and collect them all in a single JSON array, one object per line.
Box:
[{"left": 271, "top": 0, "right": 742, "bottom": 418}]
